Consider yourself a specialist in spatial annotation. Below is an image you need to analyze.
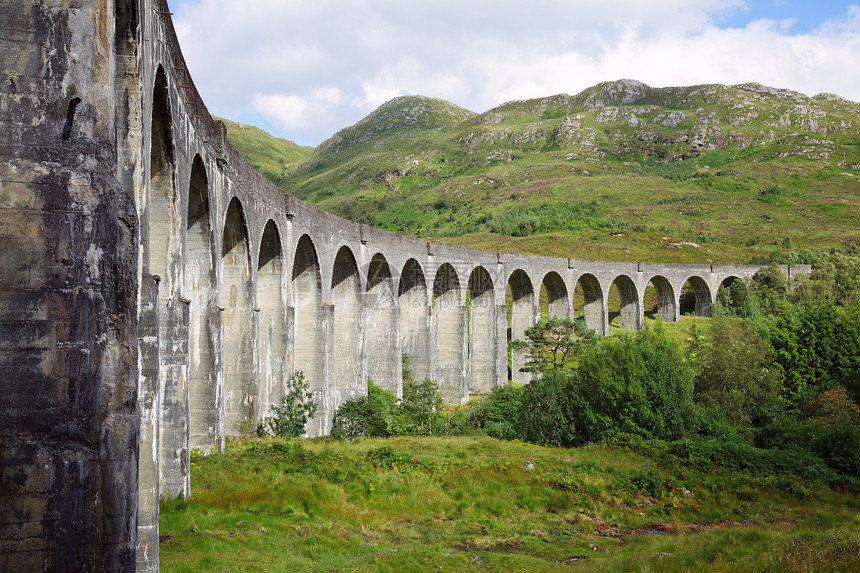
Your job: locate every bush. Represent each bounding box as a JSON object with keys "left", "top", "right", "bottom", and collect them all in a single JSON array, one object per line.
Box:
[
  {"left": 398, "top": 378, "right": 443, "bottom": 436},
  {"left": 569, "top": 322, "right": 697, "bottom": 442},
  {"left": 331, "top": 380, "right": 398, "bottom": 440},
  {"left": 473, "top": 383, "right": 524, "bottom": 441},
  {"left": 691, "top": 317, "right": 781, "bottom": 439},
  {"left": 257, "top": 371, "right": 317, "bottom": 438},
  {"left": 520, "top": 370, "right": 579, "bottom": 446}
]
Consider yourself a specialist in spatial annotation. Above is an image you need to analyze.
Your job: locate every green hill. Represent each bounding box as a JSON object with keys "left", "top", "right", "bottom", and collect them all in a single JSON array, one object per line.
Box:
[
  {"left": 227, "top": 81, "right": 860, "bottom": 263},
  {"left": 217, "top": 117, "right": 313, "bottom": 184}
]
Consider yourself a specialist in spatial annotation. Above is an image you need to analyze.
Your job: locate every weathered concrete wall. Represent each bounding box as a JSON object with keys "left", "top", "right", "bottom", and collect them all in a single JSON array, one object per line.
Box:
[
  {"left": 0, "top": 1, "right": 140, "bottom": 571},
  {"left": 1, "top": 0, "right": 813, "bottom": 570}
]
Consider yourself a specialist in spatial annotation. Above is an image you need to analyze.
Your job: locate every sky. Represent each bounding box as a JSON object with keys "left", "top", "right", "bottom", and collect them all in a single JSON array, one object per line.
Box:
[{"left": 167, "top": 0, "right": 860, "bottom": 147}]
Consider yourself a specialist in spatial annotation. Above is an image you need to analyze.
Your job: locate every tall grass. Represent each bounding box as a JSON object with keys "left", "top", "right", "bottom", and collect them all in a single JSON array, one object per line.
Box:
[{"left": 161, "top": 436, "right": 859, "bottom": 572}]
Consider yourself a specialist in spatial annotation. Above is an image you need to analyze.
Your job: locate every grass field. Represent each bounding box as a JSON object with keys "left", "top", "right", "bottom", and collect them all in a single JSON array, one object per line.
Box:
[{"left": 160, "top": 435, "right": 859, "bottom": 572}]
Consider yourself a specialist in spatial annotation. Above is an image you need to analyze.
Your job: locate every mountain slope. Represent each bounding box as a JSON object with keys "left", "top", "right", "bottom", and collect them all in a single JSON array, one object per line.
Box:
[
  {"left": 230, "top": 81, "right": 860, "bottom": 263},
  {"left": 217, "top": 117, "right": 314, "bottom": 183}
]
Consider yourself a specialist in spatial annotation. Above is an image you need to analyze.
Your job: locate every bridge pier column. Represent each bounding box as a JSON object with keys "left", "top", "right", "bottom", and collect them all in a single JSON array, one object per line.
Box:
[
  {"left": 159, "top": 298, "right": 190, "bottom": 500},
  {"left": 494, "top": 304, "right": 508, "bottom": 387},
  {"left": 137, "top": 274, "right": 161, "bottom": 573}
]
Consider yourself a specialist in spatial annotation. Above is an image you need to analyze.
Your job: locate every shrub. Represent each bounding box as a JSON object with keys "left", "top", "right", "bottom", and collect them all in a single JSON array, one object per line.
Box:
[
  {"left": 472, "top": 383, "right": 524, "bottom": 441},
  {"left": 520, "top": 370, "right": 579, "bottom": 446},
  {"left": 691, "top": 317, "right": 781, "bottom": 439},
  {"left": 331, "top": 380, "right": 398, "bottom": 440},
  {"left": 398, "top": 378, "right": 443, "bottom": 436},
  {"left": 569, "top": 322, "right": 697, "bottom": 442},
  {"left": 257, "top": 371, "right": 317, "bottom": 438}
]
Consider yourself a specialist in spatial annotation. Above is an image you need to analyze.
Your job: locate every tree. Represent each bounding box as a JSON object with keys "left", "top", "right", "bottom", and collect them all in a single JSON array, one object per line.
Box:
[
  {"left": 691, "top": 317, "right": 781, "bottom": 439},
  {"left": 399, "top": 378, "right": 443, "bottom": 435},
  {"left": 569, "top": 322, "right": 697, "bottom": 442},
  {"left": 257, "top": 371, "right": 317, "bottom": 437},
  {"left": 509, "top": 317, "right": 597, "bottom": 372},
  {"left": 331, "top": 379, "right": 398, "bottom": 439}
]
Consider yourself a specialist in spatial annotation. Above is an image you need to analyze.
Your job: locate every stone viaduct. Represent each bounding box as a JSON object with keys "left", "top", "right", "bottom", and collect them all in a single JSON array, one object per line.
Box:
[{"left": 0, "top": 0, "right": 810, "bottom": 570}]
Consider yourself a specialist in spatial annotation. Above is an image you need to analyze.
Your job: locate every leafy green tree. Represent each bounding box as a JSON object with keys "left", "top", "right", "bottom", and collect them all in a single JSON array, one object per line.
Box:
[
  {"left": 509, "top": 317, "right": 597, "bottom": 372},
  {"left": 399, "top": 378, "right": 443, "bottom": 435},
  {"left": 519, "top": 370, "right": 579, "bottom": 446},
  {"left": 257, "top": 371, "right": 317, "bottom": 437},
  {"left": 473, "top": 382, "right": 524, "bottom": 441},
  {"left": 569, "top": 322, "right": 697, "bottom": 442},
  {"left": 331, "top": 379, "right": 399, "bottom": 439},
  {"left": 691, "top": 317, "right": 781, "bottom": 439},
  {"left": 769, "top": 304, "right": 860, "bottom": 398}
]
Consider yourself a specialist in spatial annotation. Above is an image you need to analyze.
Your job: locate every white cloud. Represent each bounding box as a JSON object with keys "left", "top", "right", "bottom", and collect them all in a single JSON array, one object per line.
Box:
[{"left": 170, "top": 0, "right": 860, "bottom": 146}]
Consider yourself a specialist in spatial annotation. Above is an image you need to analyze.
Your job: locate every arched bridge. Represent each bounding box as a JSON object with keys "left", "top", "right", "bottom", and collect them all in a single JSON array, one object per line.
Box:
[{"left": 0, "top": 1, "right": 810, "bottom": 570}]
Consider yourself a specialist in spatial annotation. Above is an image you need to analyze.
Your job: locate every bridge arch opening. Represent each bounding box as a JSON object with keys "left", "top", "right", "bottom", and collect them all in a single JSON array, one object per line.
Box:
[
  {"left": 399, "top": 259, "right": 430, "bottom": 383},
  {"left": 680, "top": 276, "right": 713, "bottom": 317},
  {"left": 608, "top": 274, "right": 640, "bottom": 330},
  {"left": 507, "top": 269, "right": 535, "bottom": 383},
  {"left": 148, "top": 65, "right": 176, "bottom": 284},
  {"left": 221, "top": 198, "right": 255, "bottom": 436},
  {"left": 716, "top": 276, "right": 747, "bottom": 315},
  {"left": 291, "top": 234, "right": 325, "bottom": 436},
  {"left": 366, "top": 254, "right": 400, "bottom": 395},
  {"left": 331, "top": 246, "right": 363, "bottom": 403},
  {"left": 644, "top": 275, "right": 677, "bottom": 322},
  {"left": 258, "top": 220, "right": 287, "bottom": 420},
  {"left": 574, "top": 273, "right": 605, "bottom": 336},
  {"left": 434, "top": 263, "right": 466, "bottom": 403},
  {"left": 468, "top": 266, "right": 497, "bottom": 393},
  {"left": 185, "top": 155, "right": 218, "bottom": 452},
  {"left": 540, "top": 271, "right": 569, "bottom": 321},
  {"left": 114, "top": 0, "right": 139, "bottom": 200}
]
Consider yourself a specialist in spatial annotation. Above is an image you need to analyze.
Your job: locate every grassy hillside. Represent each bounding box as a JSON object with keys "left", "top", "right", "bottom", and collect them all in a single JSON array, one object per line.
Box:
[
  {"left": 160, "top": 435, "right": 860, "bottom": 572},
  {"left": 233, "top": 81, "right": 860, "bottom": 264},
  {"left": 217, "top": 117, "right": 313, "bottom": 184}
]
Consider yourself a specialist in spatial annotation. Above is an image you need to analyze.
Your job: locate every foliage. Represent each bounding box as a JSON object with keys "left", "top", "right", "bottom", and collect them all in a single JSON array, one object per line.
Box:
[
  {"left": 800, "top": 386, "right": 860, "bottom": 476},
  {"left": 690, "top": 317, "right": 781, "bottom": 439},
  {"left": 257, "top": 371, "right": 317, "bottom": 438},
  {"left": 331, "top": 380, "right": 398, "bottom": 440},
  {"left": 162, "top": 435, "right": 860, "bottom": 572},
  {"left": 569, "top": 322, "right": 697, "bottom": 442},
  {"left": 509, "top": 317, "right": 597, "bottom": 372},
  {"left": 769, "top": 304, "right": 860, "bottom": 398},
  {"left": 471, "top": 382, "right": 524, "bottom": 440},
  {"left": 519, "top": 370, "right": 579, "bottom": 446},
  {"left": 398, "top": 378, "right": 443, "bottom": 436}
]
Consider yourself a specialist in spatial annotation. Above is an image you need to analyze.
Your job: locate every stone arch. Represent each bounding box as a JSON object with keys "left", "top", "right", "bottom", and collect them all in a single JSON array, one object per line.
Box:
[
  {"left": 398, "top": 258, "right": 431, "bottom": 382},
  {"left": 574, "top": 273, "right": 606, "bottom": 335},
  {"left": 434, "top": 263, "right": 466, "bottom": 403},
  {"left": 149, "top": 65, "right": 188, "bottom": 500},
  {"left": 366, "top": 253, "right": 400, "bottom": 395},
  {"left": 114, "top": 0, "right": 139, "bottom": 200},
  {"left": 541, "top": 271, "right": 569, "bottom": 320},
  {"left": 608, "top": 274, "right": 640, "bottom": 330},
  {"left": 681, "top": 275, "right": 713, "bottom": 317},
  {"left": 257, "top": 220, "right": 287, "bottom": 420},
  {"left": 468, "top": 266, "right": 497, "bottom": 393},
  {"left": 331, "top": 246, "right": 363, "bottom": 403},
  {"left": 507, "top": 269, "right": 536, "bottom": 383},
  {"left": 185, "top": 155, "right": 218, "bottom": 452},
  {"left": 221, "top": 197, "right": 255, "bottom": 436},
  {"left": 148, "top": 65, "right": 177, "bottom": 284},
  {"left": 648, "top": 275, "right": 677, "bottom": 322},
  {"left": 291, "top": 234, "right": 325, "bottom": 436}
]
